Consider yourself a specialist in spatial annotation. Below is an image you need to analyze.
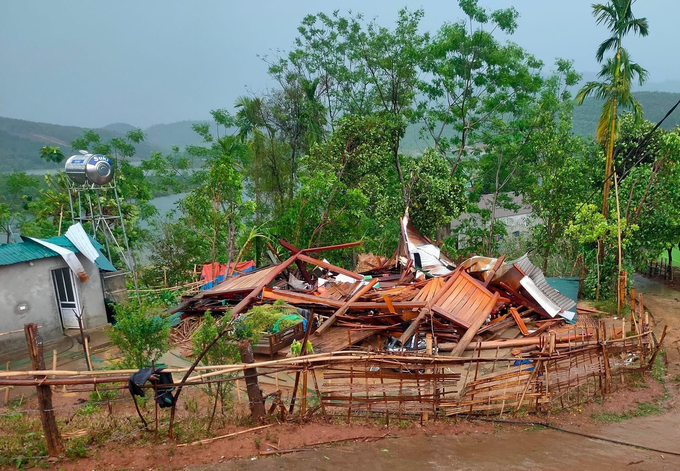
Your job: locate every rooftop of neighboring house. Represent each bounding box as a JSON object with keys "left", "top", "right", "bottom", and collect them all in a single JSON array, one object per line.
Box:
[
  {"left": 451, "top": 193, "right": 533, "bottom": 229},
  {"left": 0, "top": 235, "right": 116, "bottom": 271},
  {"left": 477, "top": 193, "right": 533, "bottom": 218}
]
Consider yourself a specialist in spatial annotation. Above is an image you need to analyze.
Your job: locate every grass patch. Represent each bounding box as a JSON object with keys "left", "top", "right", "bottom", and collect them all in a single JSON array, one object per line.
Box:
[
  {"left": 76, "top": 403, "right": 101, "bottom": 416},
  {"left": 593, "top": 300, "right": 623, "bottom": 315},
  {"left": 627, "top": 372, "right": 649, "bottom": 389},
  {"left": 0, "top": 413, "right": 48, "bottom": 469},
  {"left": 592, "top": 401, "right": 663, "bottom": 423},
  {"left": 525, "top": 424, "right": 547, "bottom": 432},
  {"left": 65, "top": 436, "right": 89, "bottom": 460},
  {"left": 651, "top": 348, "right": 667, "bottom": 383}
]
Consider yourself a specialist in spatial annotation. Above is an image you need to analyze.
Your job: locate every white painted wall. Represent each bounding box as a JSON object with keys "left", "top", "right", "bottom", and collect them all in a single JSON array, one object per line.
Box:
[{"left": 0, "top": 254, "right": 108, "bottom": 356}]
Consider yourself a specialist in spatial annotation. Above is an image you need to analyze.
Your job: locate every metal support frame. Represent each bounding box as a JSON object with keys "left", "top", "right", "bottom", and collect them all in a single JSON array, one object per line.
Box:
[{"left": 67, "top": 180, "right": 140, "bottom": 301}]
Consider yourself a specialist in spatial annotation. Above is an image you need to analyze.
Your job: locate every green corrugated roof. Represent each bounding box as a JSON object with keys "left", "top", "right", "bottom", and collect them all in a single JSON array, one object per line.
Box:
[{"left": 0, "top": 235, "right": 117, "bottom": 272}]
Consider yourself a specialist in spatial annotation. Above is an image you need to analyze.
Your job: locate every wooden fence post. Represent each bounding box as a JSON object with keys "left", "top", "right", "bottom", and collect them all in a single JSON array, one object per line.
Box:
[
  {"left": 237, "top": 340, "right": 265, "bottom": 420},
  {"left": 24, "top": 323, "right": 63, "bottom": 456},
  {"left": 424, "top": 333, "right": 433, "bottom": 422},
  {"left": 4, "top": 361, "right": 10, "bottom": 405}
]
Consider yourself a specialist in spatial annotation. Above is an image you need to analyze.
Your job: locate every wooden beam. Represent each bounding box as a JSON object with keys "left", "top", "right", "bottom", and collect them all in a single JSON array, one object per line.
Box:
[
  {"left": 278, "top": 239, "right": 363, "bottom": 255},
  {"left": 261, "top": 288, "right": 427, "bottom": 311},
  {"left": 316, "top": 278, "right": 379, "bottom": 335},
  {"left": 288, "top": 310, "right": 315, "bottom": 414},
  {"left": 296, "top": 253, "right": 364, "bottom": 280},
  {"left": 482, "top": 255, "right": 506, "bottom": 287}
]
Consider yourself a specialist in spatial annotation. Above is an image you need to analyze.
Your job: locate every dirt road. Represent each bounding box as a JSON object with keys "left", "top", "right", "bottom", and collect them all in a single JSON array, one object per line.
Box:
[
  {"left": 634, "top": 274, "right": 680, "bottom": 374},
  {"left": 187, "top": 428, "right": 679, "bottom": 471},
  {"left": 186, "top": 275, "right": 680, "bottom": 471}
]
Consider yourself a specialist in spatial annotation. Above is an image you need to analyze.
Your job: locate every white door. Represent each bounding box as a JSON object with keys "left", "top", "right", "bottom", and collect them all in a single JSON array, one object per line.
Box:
[{"left": 51, "top": 267, "right": 81, "bottom": 329}]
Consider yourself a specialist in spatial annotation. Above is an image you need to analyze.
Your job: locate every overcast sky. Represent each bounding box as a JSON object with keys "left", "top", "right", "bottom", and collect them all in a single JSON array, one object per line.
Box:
[{"left": 0, "top": 0, "right": 675, "bottom": 128}]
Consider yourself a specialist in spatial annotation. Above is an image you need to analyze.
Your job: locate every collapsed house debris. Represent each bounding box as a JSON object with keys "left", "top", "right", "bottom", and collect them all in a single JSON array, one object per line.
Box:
[
  {"left": 0, "top": 213, "right": 661, "bottom": 456},
  {"left": 169, "top": 213, "right": 585, "bottom": 359}
]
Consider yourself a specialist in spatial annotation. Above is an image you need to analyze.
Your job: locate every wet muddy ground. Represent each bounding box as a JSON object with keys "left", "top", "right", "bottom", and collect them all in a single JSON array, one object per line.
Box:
[
  {"left": 186, "top": 274, "right": 680, "bottom": 471},
  {"left": 19, "top": 275, "right": 680, "bottom": 470}
]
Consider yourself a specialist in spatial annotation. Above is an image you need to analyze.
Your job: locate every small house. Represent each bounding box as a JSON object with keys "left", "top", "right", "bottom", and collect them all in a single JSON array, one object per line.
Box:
[
  {"left": 0, "top": 228, "right": 121, "bottom": 355},
  {"left": 449, "top": 193, "right": 537, "bottom": 249}
]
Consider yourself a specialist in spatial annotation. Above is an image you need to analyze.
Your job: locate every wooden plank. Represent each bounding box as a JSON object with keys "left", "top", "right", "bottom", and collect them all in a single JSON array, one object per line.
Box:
[
  {"left": 510, "top": 307, "right": 529, "bottom": 336},
  {"left": 450, "top": 293, "right": 500, "bottom": 357},
  {"left": 432, "top": 305, "right": 471, "bottom": 330},
  {"left": 441, "top": 282, "right": 477, "bottom": 314},
  {"left": 401, "top": 270, "right": 463, "bottom": 342},
  {"left": 262, "top": 288, "right": 345, "bottom": 308},
  {"left": 438, "top": 275, "right": 467, "bottom": 308},
  {"left": 316, "top": 278, "right": 379, "bottom": 335},
  {"left": 383, "top": 296, "right": 396, "bottom": 314},
  {"left": 457, "top": 292, "right": 488, "bottom": 323}
]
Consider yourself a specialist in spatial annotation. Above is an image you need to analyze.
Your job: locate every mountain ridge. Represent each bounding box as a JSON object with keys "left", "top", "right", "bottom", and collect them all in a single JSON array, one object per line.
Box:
[{"left": 2, "top": 90, "right": 680, "bottom": 172}]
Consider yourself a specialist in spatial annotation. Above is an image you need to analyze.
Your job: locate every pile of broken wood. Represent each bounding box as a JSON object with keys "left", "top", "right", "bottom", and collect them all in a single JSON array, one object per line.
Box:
[{"left": 168, "top": 214, "right": 584, "bottom": 358}]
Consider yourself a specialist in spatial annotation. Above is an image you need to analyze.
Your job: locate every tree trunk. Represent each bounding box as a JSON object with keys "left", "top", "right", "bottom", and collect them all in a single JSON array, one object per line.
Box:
[
  {"left": 393, "top": 137, "right": 406, "bottom": 205},
  {"left": 602, "top": 45, "right": 622, "bottom": 220},
  {"left": 225, "top": 222, "right": 236, "bottom": 278},
  {"left": 289, "top": 144, "right": 296, "bottom": 203},
  {"left": 451, "top": 127, "right": 468, "bottom": 177},
  {"left": 602, "top": 101, "right": 617, "bottom": 219},
  {"left": 237, "top": 340, "right": 265, "bottom": 420}
]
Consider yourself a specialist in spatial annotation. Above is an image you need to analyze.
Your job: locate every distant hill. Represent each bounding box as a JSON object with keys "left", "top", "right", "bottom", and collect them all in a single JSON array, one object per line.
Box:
[
  {"left": 3, "top": 90, "right": 680, "bottom": 171},
  {"left": 571, "top": 91, "right": 680, "bottom": 136},
  {"left": 0, "top": 118, "right": 208, "bottom": 172},
  {"left": 400, "top": 91, "right": 680, "bottom": 154},
  {"left": 0, "top": 117, "right": 158, "bottom": 171},
  {"left": 101, "top": 122, "right": 137, "bottom": 134},
  {"left": 144, "top": 120, "right": 209, "bottom": 150},
  {"left": 101, "top": 120, "right": 210, "bottom": 150}
]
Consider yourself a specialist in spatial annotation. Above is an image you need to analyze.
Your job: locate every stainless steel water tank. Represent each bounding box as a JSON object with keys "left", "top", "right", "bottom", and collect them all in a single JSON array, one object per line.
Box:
[{"left": 65, "top": 152, "right": 115, "bottom": 185}]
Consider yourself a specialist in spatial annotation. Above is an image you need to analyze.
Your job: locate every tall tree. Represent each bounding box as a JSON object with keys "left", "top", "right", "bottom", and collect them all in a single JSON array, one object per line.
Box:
[
  {"left": 273, "top": 8, "right": 427, "bottom": 203},
  {"left": 418, "top": 0, "right": 543, "bottom": 177},
  {"left": 576, "top": 0, "right": 649, "bottom": 218},
  {"left": 520, "top": 61, "right": 601, "bottom": 271},
  {"left": 182, "top": 123, "right": 254, "bottom": 279}
]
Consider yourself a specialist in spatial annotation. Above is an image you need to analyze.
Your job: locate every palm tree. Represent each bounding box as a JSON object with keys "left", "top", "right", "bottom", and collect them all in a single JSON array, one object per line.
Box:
[
  {"left": 234, "top": 96, "right": 266, "bottom": 142},
  {"left": 593, "top": 0, "right": 649, "bottom": 63},
  {"left": 576, "top": 0, "right": 648, "bottom": 218},
  {"left": 576, "top": 48, "right": 648, "bottom": 142}
]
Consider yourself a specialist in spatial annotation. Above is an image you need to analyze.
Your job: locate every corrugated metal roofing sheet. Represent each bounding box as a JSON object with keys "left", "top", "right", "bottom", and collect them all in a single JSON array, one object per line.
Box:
[
  {"left": 200, "top": 265, "right": 279, "bottom": 297},
  {"left": 0, "top": 234, "right": 116, "bottom": 272},
  {"left": 509, "top": 253, "right": 576, "bottom": 313}
]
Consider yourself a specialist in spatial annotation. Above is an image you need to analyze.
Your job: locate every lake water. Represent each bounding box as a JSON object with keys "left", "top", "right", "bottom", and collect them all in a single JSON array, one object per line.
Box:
[{"left": 148, "top": 192, "right": 188, "bottom": 219}]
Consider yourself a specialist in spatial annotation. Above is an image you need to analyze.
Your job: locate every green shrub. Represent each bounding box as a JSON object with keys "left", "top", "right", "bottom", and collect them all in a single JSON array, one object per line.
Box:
[
  {"left": 76, "top": 403, "right": 101, "bottom": 416},
  {"left": 108, "top": 300, "right": 170, "bottom": 368},
  {"left": 290, "top": 339, "right": 314, "bottom": 356},
  {"left": 234, "top": 300, "right": 301, "bottom": 342}
]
